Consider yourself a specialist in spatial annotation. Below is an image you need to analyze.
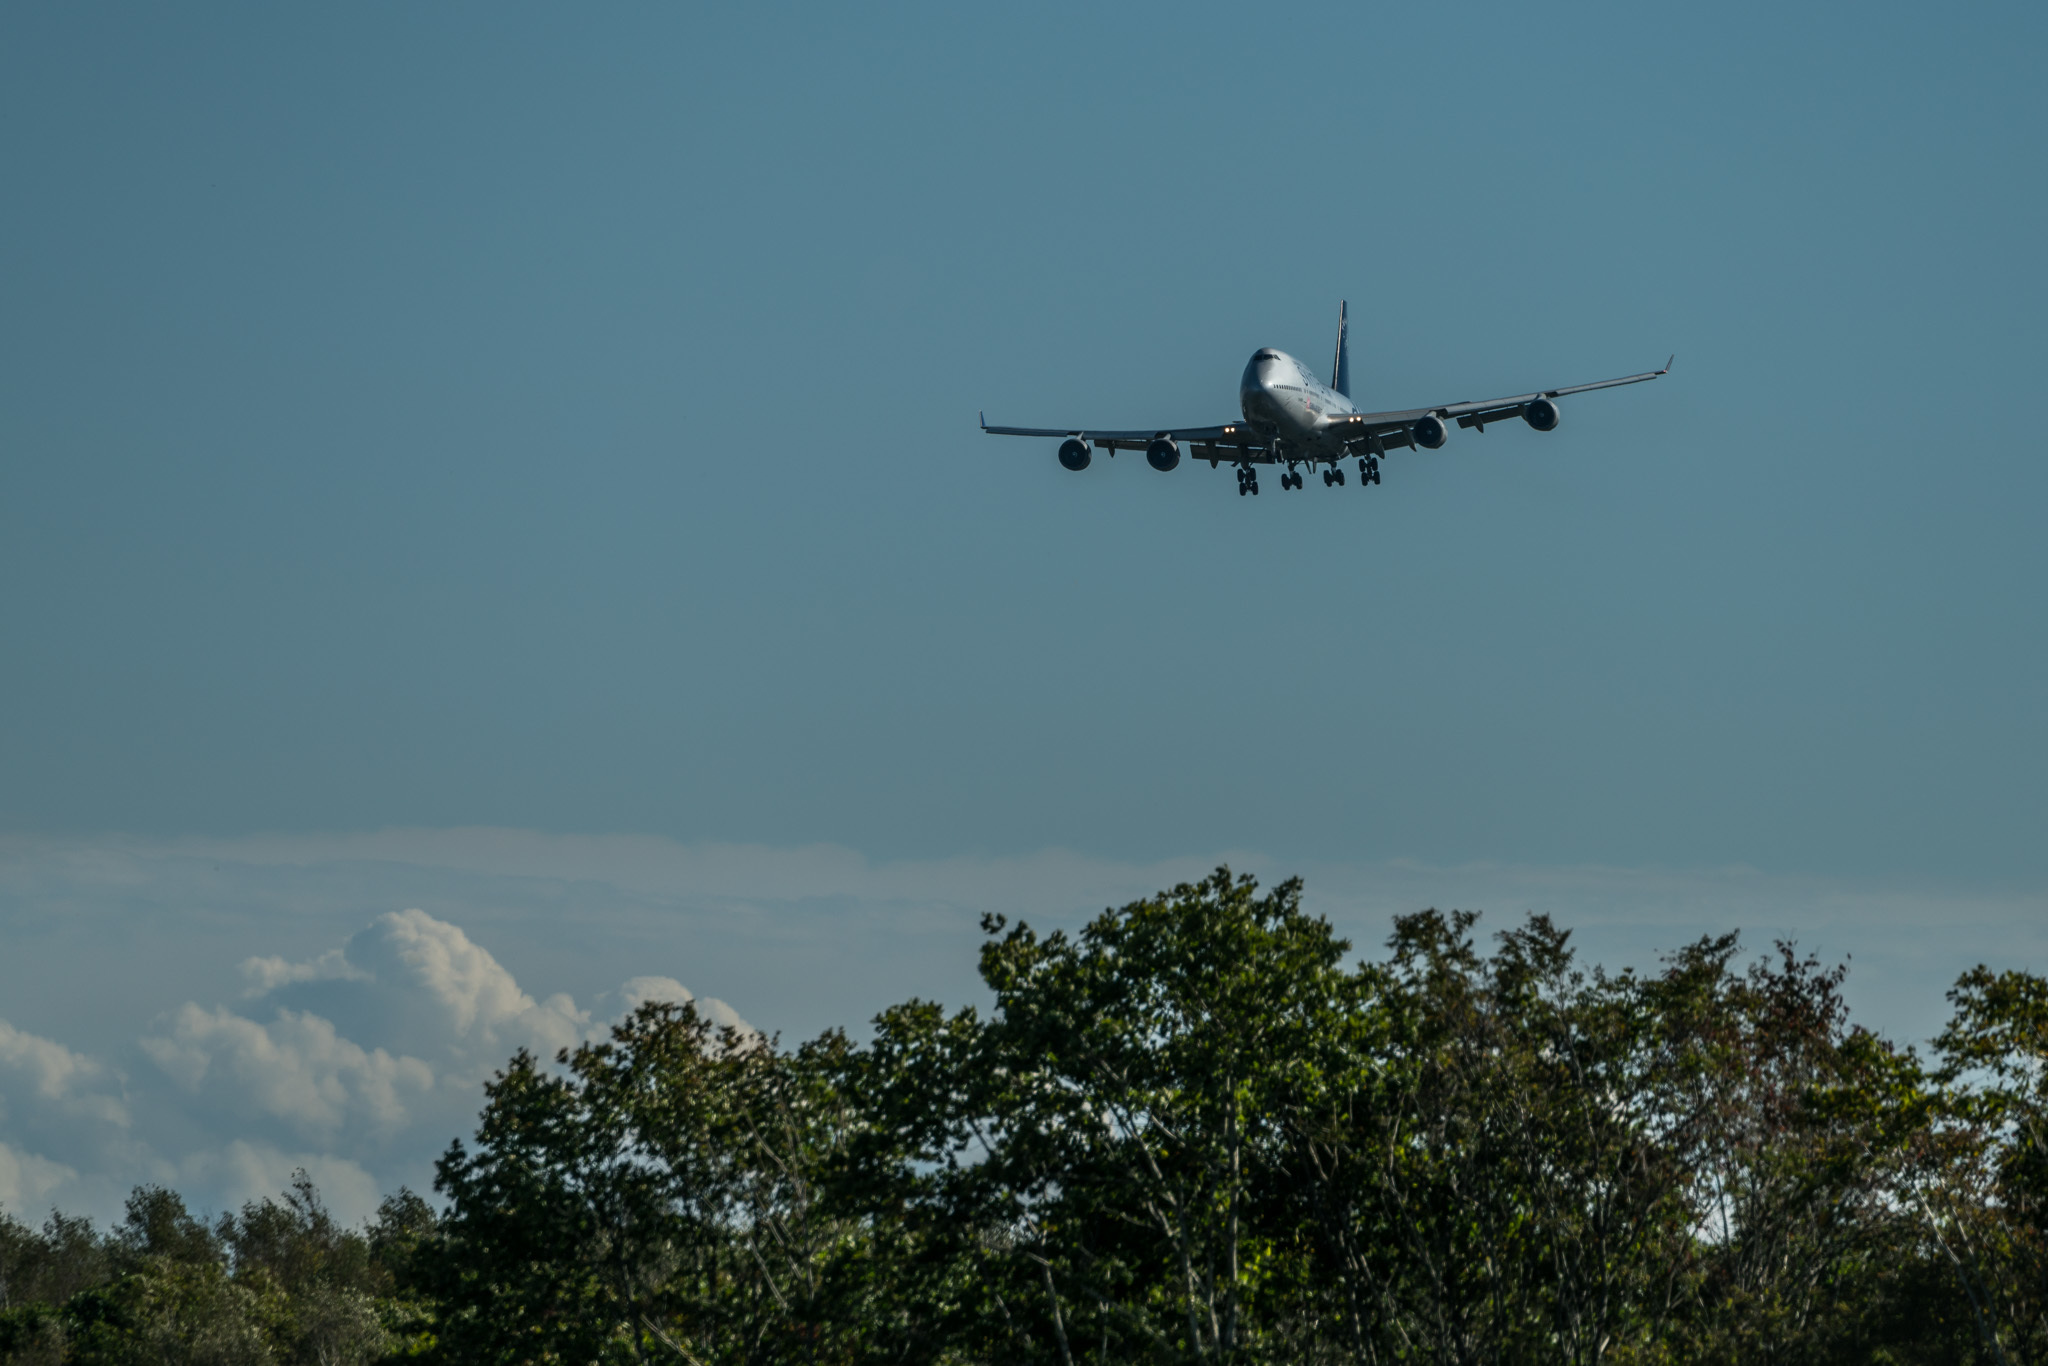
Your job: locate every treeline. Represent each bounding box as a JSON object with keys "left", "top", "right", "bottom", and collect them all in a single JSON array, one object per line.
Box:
[
  {"left": 3, "top": 870, "right": 2044, "bottom": 1364},
  {"left": 0, "top": 1176, "right": 435, "bottom": 1365}
]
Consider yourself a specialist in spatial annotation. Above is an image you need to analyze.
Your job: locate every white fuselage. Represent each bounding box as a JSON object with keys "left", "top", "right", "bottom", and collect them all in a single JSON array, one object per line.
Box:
[{"left": 1237, "top": 349, "right": 1357, "bottom": 457}]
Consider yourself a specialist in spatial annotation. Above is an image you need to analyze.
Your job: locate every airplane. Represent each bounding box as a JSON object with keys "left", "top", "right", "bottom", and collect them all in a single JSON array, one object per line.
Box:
[{"left": 981, "top": 302, "right": 1670, "bottom": 496}]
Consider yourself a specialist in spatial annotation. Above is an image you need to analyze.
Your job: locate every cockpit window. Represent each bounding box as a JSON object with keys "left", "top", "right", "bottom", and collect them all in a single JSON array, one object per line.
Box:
[{"left": 1254, "top": 349, "right": 1279, "bottom": 361}]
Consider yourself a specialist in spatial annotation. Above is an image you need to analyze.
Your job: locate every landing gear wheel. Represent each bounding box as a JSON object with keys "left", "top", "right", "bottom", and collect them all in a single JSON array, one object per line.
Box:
[
  {"left": 1334, "top": 468, "right": 1345, "bottom": 486},
  {"left": 1321, "top": 469, "right": 1332, "bottom": 487}
]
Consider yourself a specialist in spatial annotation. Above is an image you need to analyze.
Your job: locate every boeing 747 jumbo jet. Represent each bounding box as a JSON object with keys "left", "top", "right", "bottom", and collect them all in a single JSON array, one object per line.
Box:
[{"left": 981, "top": 303, "right": 1670, "bottom": 496}]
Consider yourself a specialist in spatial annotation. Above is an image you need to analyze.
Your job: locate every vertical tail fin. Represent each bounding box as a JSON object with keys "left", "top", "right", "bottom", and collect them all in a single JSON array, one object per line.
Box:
[{"left": 1331, "top": 299, "right": 1350, "bottom": 398}]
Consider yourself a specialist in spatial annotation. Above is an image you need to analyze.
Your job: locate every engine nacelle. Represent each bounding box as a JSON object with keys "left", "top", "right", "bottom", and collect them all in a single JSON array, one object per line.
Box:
[
  {"left": 1145, "top": 437, "right": 1181, "bottom": 472},
  {"left": 1414, "top": 414, "right": 1450, "bottom": 449},
  {"left": 1524, "top": 397, "right": 1560, "bottom": 432},
  {"left": 1057, "top": 438, "right": 1092, "bottom": 471}
]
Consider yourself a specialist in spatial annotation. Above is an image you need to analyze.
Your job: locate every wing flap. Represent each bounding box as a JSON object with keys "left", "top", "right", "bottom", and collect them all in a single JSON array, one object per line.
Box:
[{"left": 980, "top": 415, "right": 1267, "bottom": 453}]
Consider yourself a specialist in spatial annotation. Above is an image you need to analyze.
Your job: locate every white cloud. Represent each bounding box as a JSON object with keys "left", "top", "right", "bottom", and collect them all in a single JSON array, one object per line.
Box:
[
  {"left": 122, "top": 907, "right": 747, "bottom": 1216},
  {"left": 612, "top": 975, "right": 751, "bottom": 1035},
  {"left": 142, "top": 1004, "right": 433, "bottom": 1140},
  {"left": 0, "top": 1019, "right": 142, "bottom": 1221},
  {"left": 0, "top": 1140, "right": 77, "bottom": 1213},
  {"left": 344, "top": 908, "right": 589, "bottom": 1063},
  {"left": 616, "top": 975, "right": 694, "bottom": 1011},
  {"left": 0, "top": 1018, "right": 129, "bottom": 1130},
  {"left": 239, "top": 947, "right": 367, "bottom": 996},
  {"left": 1, "top": 862, "right": 772, "bottom": 1225}
]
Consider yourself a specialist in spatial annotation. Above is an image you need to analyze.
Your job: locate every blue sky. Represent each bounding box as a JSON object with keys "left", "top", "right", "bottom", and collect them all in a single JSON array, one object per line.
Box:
[{"left": 1, "top": 2, "right": 2044, "bottom": 1222}]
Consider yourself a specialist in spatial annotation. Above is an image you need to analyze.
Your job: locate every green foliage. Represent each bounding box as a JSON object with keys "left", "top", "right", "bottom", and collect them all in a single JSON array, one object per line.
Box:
[
  {"left": 0, "top": 1175, "right": 408, "bottom": 1366},
  {"left": 1932, "top": 966, "right": 2048, "bottom": 1364},
  {"left": 428, "top": 1003, "right": 888, "bottom": 1366},
  {"left": 1, "top": 1211, "right": 110, "bottom": 1315},
  {"left": 3, "top": 869, "right": 2039, "bottom": 1364},
  {"left": 856, "top": 871, "right": 1365, "bottom": 1364}
]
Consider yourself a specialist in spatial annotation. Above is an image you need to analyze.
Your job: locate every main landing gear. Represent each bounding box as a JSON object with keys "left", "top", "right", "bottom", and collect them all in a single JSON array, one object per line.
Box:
[{"left": 1235, "top": 456, "right": 1377, "bottom": 498}]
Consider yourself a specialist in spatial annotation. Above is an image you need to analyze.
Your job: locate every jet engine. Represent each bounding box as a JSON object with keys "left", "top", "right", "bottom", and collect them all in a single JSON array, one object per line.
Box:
[
  {"left": 1414, "top": 414, "right": 1450, "bottom": 449},
  {"left": 1145, "top": 437, "right": 1181, "bottom": 472},
  {"left": 1058, "top": 438, "right": 1092, "bottom": 471},
  {"left": 1524, "top": 397, "right": 1560, "bottom": 432}
]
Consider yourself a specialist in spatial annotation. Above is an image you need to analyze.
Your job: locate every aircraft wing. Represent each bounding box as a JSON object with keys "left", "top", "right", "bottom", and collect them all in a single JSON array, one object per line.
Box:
[
  {"left": 1319, "top": 359, "right": 1672, "bottom": 445},
  {"left": 978, "top": 415, "right": 1265, "bottom": 454}
]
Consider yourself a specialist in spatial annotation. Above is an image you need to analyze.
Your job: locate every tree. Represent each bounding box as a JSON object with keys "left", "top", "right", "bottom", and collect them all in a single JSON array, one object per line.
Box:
[
  {"left": 431, "top": 1000, "right": 875, "bottom": 1366},
  {"left": 1674, "top": 942, "right": 1951, "bottom": 1365},
  {"left": 857, "top": 869, "right": 1365, "bottom": 1364},
  {"left": 0, "top": 1211, "right": 110, "bottom": 1317},
  {"left": 222, "top": 1174, "right": 392, "bottom": 1366},
  {"left": 1934, "top": 966, "right": 2048, "bottom": 1364},
  {"left": 1287, "top": 911, "right": 1714, "bottom": 1366},
  {"left": 365, "top": 1190, "right": 440, "bottom": 1359}
]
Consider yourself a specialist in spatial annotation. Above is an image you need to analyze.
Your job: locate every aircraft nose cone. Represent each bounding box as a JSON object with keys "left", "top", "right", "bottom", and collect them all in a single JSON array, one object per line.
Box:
[
  {"left": 1240, "top": 380, "right": 1278, "bottom": 424},
  {"left": 1240, "top": 350, "right": 1290, "bottom": 428},
  {"left": 1240, "top": 354, "right": 1275, "bottom": 394}
]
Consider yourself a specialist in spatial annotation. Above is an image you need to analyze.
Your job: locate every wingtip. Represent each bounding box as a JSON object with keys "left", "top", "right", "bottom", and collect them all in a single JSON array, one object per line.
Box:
[
  {"left": 1663, "top": 354, "right": 1675, "bottom": 374},
  {"left": 979, "top": 410, "right": 986, "bottom": 430}
]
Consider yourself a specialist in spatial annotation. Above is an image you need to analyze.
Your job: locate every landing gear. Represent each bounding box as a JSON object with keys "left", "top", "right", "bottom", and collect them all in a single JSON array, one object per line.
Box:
[
  {"left": 1282, "top": 467, "right": 1303, "bottom": 490},
  {"left": 1321, "top": 469, "right": 1332, "bottom": 487},
  {"left": 1321, "top": 466, "right": 1344, "bottom": 487},
  {"left": 1358, "top": 455, "right": 1381, "bottom": 486},
  {"left": 1235, "top": 466, "right": 1259, "bottom": 497}
]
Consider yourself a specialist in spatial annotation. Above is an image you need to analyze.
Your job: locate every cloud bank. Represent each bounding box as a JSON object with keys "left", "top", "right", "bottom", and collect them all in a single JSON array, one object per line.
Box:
[{"left": 0, "top": 901, "right": 742, "bottom": 1227}]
